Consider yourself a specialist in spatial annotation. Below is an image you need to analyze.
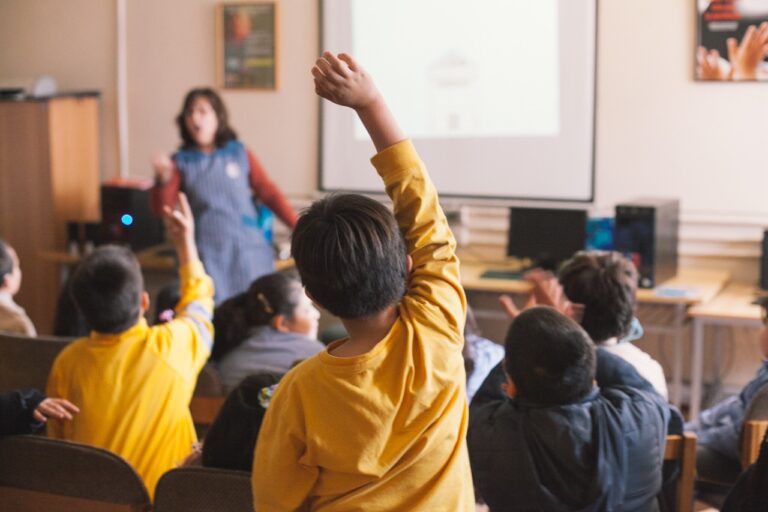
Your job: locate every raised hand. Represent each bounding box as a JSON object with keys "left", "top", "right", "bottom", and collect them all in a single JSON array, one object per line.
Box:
[
  {"left": 312, "top": 52, "right": 381, "bottom": 110},
  {"left": 163, "top": 192, "right": 199, "bottom": 265},
  {"left": 727, "top": 23, "right": 768, "bottom": 80},
  {"left": 152, "top": 153, "right": 175, "bottom": 184}
]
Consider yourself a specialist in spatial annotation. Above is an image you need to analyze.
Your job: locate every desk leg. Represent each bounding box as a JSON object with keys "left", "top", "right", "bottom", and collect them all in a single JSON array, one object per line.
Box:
[
  {"left": 671, "top": 305, "right": 684, "bottom": 409},
  {"left": 690, "top": 317, "right": 705, "bottom": 421}
]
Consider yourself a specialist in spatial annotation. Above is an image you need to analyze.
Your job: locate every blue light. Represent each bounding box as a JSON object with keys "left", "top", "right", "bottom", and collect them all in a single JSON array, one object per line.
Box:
[{"left": 121, "top": 214, "right": 134, "bottom": 226}]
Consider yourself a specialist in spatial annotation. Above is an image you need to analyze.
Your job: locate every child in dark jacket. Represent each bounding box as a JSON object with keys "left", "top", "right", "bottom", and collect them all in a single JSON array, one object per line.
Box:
[
  {"left": 0, "top": 389, "right": 78, "bottom": 435},
  {"left": 468, "top": 307, "right": 669, "bottom": 512}
]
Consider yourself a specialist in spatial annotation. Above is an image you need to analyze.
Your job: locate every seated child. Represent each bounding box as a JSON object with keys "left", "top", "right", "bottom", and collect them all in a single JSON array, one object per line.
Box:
[
  {"left": 0, "top": 239, "right": 36, "bottom": 336},
  {"left": 557, "top": 250, "right": 669, "bottom": 399},
  {"left": 213, "top": 272, "right": 322, "bottom": 389},
  {"left": 199, "top": 372, "right": 281, "bottom": 471},
  {"left": 686, "top": 326, "right": 768, "bottom": 486},
  {"left": 252, "top": 52, "right": 474, "bottom": 510},
  {"left": 468, "top": 306, "right": 669, "bottom": 512},
  {"left": 0, "top": 389, "right": 78, "bottom": 435},
  {"left": 46, "top": 193, "right": 214, "bottom": 497},
  {"left": 464, "top": 306, "right": 504, "bottom": 403}
]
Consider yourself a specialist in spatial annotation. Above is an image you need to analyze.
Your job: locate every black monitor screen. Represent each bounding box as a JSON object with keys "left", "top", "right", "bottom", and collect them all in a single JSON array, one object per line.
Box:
[{"left": 507, "top": 207, "right": 587, "bottom": 270}]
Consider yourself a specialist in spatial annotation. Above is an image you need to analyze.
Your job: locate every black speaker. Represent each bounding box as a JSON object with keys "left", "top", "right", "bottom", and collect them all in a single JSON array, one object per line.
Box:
[
  {"left": 760, "top": 230, "right": 768, "bottom": 291},
  {"left": 100, "top": 182, "right": 164, "bottom": 251},
  {"left": 614, "top": 198, "right": 679, "bottom": 289}
]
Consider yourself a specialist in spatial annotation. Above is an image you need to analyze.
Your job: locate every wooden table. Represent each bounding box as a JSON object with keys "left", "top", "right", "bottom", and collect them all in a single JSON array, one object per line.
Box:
[
  {"left": 688, "top": 283, "right": 763, "bottom": 419},
  {"left": 461, "top": 260, "right": 731, "bottom": 409}
]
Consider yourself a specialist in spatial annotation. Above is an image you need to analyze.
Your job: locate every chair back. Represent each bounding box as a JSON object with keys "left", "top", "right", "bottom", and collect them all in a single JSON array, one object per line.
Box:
[
  {"left": 0, "top": 435, "right": 150, "bottom": 512},
  {"left": 664, "top": 432, "right": 697, "bottom": 512},
  {"left": 742, "top": 420, "right": 768, "bottom": 469},
  {"left": 190, "top": 364, "right": 226, "bottom": 427},
  {"left": 0, "top": 332, "right": 72, "bottom": 392},
  {"left": 154, "top": 467, "right": 252, "bottom": 512}
]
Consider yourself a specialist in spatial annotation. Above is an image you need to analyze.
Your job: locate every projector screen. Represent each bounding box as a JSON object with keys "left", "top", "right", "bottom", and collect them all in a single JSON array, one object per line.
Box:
[{"left": 320, "top": 0, "right": 596, "bottom": 202}]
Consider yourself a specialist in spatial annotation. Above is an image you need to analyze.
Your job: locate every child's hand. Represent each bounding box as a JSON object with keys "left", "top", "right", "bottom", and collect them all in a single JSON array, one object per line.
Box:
[
  {"left": 152, "top": 153, "right": 175, "bottom": 184},
  {"left": 312, "top": 52, "right": 381, "bottom": 110},
  {"left": 33, "top": 398, "right": 79, "bottom": 423},
  {"left": 727, "top": 23, "right": 768, "bottom": 80},
  {"left": 163, "top": 192, "right": 199, "bottom": 264}
]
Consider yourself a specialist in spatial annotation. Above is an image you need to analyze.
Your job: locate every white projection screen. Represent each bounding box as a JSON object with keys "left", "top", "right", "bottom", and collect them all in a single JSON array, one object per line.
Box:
[{"left": 320, "top": 0, "right": 597, "bottom": 202}]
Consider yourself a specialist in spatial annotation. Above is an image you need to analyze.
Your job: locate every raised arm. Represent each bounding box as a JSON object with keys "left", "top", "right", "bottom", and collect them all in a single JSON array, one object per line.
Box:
[{"left": 313, "top": 52, "right": 466, "bottom": 337}]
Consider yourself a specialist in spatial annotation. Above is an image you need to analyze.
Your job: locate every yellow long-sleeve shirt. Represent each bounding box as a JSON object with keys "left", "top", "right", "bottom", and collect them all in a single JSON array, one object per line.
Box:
[
  {"left": 46, "top": 260, "right": 214, "bottom": 497},
  {"left": 252, "top": 140, "right": 474, "bottom": 511}
]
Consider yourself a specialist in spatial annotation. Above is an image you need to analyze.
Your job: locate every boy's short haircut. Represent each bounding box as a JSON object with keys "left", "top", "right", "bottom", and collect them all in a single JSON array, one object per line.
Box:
[
  {"left": 291, "top": 194, "right": 407, "bottom": 319},
  {"left": 504, "top": 306, "right": 596, "bottom": 406},
  {"left": 70, "top": 245, "right": 144, "bottom": 334},
  {"left": 558, "top": 251, "right": 638, "bottom": 343},
  {"left": 0, "top": 239, "right": 12, "bottom": 282}
]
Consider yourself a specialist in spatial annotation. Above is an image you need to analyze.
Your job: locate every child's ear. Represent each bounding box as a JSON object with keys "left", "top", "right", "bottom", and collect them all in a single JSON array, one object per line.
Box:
[
  {"left": 501, "top": 376, "right": 517, "bottom": 399},
  {"left": 406, "top": 254, "right": 413, "bottom": 275},
  {"left": 140, "top": 292, "right": 150, "bottom": 315},
  {"left": 271, "top": 314, "right": 290, "bottom": 333}
]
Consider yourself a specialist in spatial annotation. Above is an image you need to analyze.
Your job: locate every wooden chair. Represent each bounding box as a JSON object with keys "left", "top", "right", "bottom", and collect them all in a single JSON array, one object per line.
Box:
[
  {"left": 190, "top": 364, "right": 226, "bottom": 433},
  {"left": 0, "top": 332, "right": 72, "bottom": 393},
  {"left": 154, "top": 467, "right": 252, "bottom": 512},
  {"left": 741, "top": 420, "right": 768, "bottom": 469},
  {"left": 664, "top": 432, "right": 697, "bottom": 512},
  {"left": 0, "top": 435, "right": 150, "bottom": 512}
]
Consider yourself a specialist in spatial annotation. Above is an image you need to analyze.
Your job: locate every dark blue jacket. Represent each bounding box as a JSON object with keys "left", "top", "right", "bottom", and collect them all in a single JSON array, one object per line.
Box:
[
  {"left": 468, "top": 350, "right": 670, "bottom": 512},
  {"left": 0, "top": 389, "right": 45, "bottom": 436}
]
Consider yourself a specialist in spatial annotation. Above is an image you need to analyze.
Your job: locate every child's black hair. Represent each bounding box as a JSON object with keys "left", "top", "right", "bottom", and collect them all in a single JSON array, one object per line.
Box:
[
  {"left": 69, "top": 245, "right": 144, "bottom": 334},
  {"left": 212, "top": 272, "right": 304, "bottom": 361},
  {"left": 291, "top": 194, "right": 407, "bottom": 319},
  {"left": 201, "top": 372, "right": 282, "bottom": 472},
  {"left": 176, "top": 88, "right": 238, "bottom": 150},
  {"left": 558, "top": 251, "right": 638, "bottom": 343},
  {"left": 504, "top": 306, "right": 596, "bottom": 406}
]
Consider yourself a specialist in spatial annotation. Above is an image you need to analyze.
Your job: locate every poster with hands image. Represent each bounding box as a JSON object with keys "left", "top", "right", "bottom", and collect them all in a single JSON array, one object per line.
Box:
[{"left": 696, "top": 0, "right": 768, "bottom": 80}]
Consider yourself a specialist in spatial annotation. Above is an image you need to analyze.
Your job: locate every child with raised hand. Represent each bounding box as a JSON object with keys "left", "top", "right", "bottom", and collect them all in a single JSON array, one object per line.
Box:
[
  {"left": 252, "top": 52, "right": 474, "bottom": 510},
  {"left": 46, "top": 192, "right": 215, "bottom": 498}
]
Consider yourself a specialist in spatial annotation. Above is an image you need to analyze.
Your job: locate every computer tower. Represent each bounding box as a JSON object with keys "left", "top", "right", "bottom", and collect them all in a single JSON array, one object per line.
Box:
[
  {"left": 760, "top": 230, "right": 768, "bottom": 291},
  {"left": 614, "top": 198, "right": 679, "bottom": 289},
  {"left": 100, "top": 181, "right": 164, "bottom": 251}
]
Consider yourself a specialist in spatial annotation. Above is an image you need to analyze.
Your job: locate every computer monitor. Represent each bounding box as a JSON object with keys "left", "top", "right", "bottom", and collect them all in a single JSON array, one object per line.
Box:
[{"left": 506, "top": 207, "right": 587, "bottom": 270}]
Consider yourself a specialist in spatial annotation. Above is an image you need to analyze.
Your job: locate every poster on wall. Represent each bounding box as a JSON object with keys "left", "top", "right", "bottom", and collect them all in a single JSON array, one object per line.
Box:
[
  {"left": 696, "top": 0, "right": 768, "bottom": 80},
  {"left": 216, "top": 2, "right": 278, "bottom": 89}
]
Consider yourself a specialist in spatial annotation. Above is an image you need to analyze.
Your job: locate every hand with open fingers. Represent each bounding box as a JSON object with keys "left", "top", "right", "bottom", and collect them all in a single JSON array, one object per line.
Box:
[
  {"left": 33, "top": 398, "right": 80, "bottom": 423},
  {"left": 163, "top": 192, "right": 195, "bottom": 245},
  {"left": 498, "top": 294, "right": 535, "bottom": 321},
  {"left": 152, "top": 152, "right": 175, "bottom": 183},
  {"left": 727, "top": 22, "right": 768, "bottom": 80},
  {"left": 312, "top": 52, "right": 380, "bottom": 110},
  {"left": 696, "top": 46, "right": 731, "bottom": 80}
]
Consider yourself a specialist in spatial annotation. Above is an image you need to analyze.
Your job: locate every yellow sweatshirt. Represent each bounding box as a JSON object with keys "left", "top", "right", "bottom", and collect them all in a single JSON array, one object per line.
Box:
[
  {"left": 252, "top": 140, "right": 474, "bottom": 511},
  {"left": 46, "top": 260, "right": 214, "bottom": 497}
]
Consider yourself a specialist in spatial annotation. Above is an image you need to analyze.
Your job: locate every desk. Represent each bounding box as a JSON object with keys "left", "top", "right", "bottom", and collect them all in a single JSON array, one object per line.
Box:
[
  {"left": 461, "top": 261, "right": 730, "bottom": 409},
  {"left": 688, "top": 283, "right": 762, "bottom": 420}
]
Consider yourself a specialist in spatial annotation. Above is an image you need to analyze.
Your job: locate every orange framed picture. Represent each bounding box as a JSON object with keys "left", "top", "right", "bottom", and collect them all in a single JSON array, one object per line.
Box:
[{"left": 216, "top": 1, "right": 279, "bottom": 89}]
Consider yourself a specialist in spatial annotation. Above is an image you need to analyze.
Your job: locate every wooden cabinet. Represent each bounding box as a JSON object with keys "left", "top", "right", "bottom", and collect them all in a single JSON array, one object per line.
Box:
[{"left": 0, "top": 93, "right": 100, "bottom": 334}]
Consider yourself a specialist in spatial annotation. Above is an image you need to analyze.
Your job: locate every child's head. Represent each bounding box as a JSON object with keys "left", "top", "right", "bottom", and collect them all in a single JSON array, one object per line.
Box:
[
  {"left": 212, "top": 272, "right": 320, "bottom": 360},
  {"left": 291, "top": 194, "right": 407, "bottom": 319},
  {"left": 503, "top": 306, "right": 596, "bottom": 406},
  {"left": 0, "top": 239, "right": 21, "bottom": 295},
  {"left": 558, "top": 250, "right": 638, "bottom": 343},
  {"left": 70, "top": 245, "right": 146, "bottom": 334},
  {"left": 176, "top": 88, "right": 237, "bottom": 150},
  {"left": 202, "top": 372, "right": 281, "bottom": 472}
]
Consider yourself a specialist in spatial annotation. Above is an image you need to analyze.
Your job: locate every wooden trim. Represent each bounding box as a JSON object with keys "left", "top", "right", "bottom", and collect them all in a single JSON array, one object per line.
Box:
[
  {"left": 664, "top": 433, "right": 696, "bottom": 512},
  {"left": 190, "top": 396, "right": 225, "bottom": 425},
  {"left": 741, "top": 420, "right": 768, "bottom": 469},
  {"left": 0, "top": 487, "right": 149, "bottom": 512}
]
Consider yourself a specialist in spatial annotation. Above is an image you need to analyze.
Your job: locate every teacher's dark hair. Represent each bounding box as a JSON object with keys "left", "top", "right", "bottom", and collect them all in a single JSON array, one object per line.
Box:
[{"left": 176, "top": 88, "right": 238, "bottom": 150}]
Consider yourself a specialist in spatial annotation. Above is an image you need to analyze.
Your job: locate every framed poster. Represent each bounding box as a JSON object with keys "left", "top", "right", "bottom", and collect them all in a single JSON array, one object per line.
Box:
[
  {"left": 216, "top": 2, "right": 279, "bottom": 89},
  {"left": 696, "top": 0, "right": 768, "bottom": 81}
]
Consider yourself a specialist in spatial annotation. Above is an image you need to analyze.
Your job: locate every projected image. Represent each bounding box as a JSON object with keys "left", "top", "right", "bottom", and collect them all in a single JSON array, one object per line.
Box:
[{"left": 351, "top": 0, "right": 560, "bottom": 139}]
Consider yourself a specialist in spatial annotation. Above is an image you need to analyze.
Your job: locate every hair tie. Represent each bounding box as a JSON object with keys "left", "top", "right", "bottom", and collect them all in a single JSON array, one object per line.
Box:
[
  {"left": 258, "top": 384, "right": 278, "bottom": 409},
  {"left": 256, "top": 293, "right": 274, "bottom": 314}
]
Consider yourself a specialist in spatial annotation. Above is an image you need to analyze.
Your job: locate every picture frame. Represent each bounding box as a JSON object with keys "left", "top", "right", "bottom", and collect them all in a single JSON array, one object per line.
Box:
[{"left": 216, "top": 1, "right": 279, "bottom": 89}]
